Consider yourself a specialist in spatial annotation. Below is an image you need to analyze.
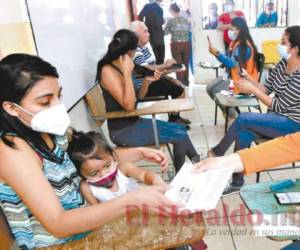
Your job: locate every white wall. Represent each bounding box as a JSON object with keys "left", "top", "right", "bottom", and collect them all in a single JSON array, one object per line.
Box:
[
  {"left": 69, "top": 0, "right": 131, "bottom": 136},
  {"left": 190, "top": 0, "right": 300, "bottom": 84},
  {"left": 0, "top": 0, "right": 131, "bottom": 137}
]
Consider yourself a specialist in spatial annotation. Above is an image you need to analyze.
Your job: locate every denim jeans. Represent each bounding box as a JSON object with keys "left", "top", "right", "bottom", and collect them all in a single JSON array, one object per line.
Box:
[
  {"left": 109, "top": 118, "right": 199, "bottom": 172},
  {"left": 212, "top": 112, "right": 300, "bottom": 186}
]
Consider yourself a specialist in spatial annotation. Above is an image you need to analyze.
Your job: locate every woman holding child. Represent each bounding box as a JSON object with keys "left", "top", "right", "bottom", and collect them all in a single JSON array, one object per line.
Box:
[{"left": 0, "top": 53, "right": 183, "bottom": 249}]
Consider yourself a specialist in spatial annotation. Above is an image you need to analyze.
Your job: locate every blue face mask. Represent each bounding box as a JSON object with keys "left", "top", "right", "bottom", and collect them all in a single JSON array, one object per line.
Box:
[{"left": 277, "top": 45, "right": 291, "bottom": 60}]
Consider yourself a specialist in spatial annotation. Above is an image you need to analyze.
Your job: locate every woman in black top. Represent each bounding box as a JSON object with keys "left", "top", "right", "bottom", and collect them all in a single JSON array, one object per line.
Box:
[{"left": 96, "top": 29, "right": 200, "bottom": 172}]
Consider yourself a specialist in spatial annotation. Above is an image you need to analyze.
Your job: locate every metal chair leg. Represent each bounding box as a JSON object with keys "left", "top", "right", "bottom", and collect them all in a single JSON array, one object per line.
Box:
[
  {"left": 258, "top": 105, "right": 262, "bottom": 113},
  {"left": 214, "top": 103, "right": 218, "bottom": 125},
  {"left": 224, "top": 107, "right": 229, "bottom": 134},
  {"left": 166, "top": 144, "right": 175, "bottom": 180},
  {"left": 151, "top": 114, "right": 160, "bottom": 149},
  {"left": 256, "top": 172, "right": 260, "bottom": 183},
  {"left": 151, "top": 114, "right": 174, "bottom": 181}
]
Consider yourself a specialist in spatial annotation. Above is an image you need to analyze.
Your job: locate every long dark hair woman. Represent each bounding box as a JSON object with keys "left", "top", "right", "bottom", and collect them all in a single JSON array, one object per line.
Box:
[
  {"left": 208, "top": 26, "right": 300, "bottom": 195},
  {"left": 0, "top": 53, "right": 177, "bottom": 249},
  {"left": 96, "top": 29, "right": 200, "bottom": 172},
  {"left": 206, "top": 16, "right": 258, "bottom": 118}
]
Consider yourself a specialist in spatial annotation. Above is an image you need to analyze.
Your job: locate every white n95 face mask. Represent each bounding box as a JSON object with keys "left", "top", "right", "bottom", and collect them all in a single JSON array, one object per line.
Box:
[
  {"left": 228, "top": 30, "right": 238, "bottom": 41},
  {"left": 15, "top": 103, "right": 71, "bottom": 136},
  {"left": 277, "top": 44, "right": 291, "bottom": 60},
  {"left": 224, "top": 4, "right": 234, "bottom": 13}
]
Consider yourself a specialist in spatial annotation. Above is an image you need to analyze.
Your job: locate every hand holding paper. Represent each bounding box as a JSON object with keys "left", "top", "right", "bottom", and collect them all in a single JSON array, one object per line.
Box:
[{"left": 165, "top": 163, "right": 235, "bottom": 212}]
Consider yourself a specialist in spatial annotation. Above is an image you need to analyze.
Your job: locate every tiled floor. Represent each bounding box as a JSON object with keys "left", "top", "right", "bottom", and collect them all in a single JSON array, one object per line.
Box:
[
  {"left": 178, "top": 84, "right": 293, "bottom": 250},
  {"left": 102, "top": 83, "right": 297, "bottom": 249}
]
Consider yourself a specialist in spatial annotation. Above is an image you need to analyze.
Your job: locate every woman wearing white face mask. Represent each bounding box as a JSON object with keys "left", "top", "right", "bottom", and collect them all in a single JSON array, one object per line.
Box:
[
  {"left": 217, "top": 0, "right": 244, "bottom": 50},
  {"left": 207, "top": 26, "right": 300, "bottom": 196},
  {"left": 256, "top": 2, "right": 278, "bottom": 28},
  {"left": 0, "top": 54, "right": 185, "bottom": 249},
  {"left": 207, "top": 17, "right": 258, "bottom": 120}
]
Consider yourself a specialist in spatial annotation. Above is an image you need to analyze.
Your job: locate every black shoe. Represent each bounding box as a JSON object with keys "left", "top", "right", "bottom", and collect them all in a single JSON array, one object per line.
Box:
[
  {"left": 169, "top": 118, "right": 191, "bottom": 130},
  {"left": 222, "top": 184, "right": 242, "bottom": 197},
  {"left": 191, "top": 155, "right": 201, "bottom": 164},
  {"left": 178, "top": 117, "right": 192, "bottom": 125}
]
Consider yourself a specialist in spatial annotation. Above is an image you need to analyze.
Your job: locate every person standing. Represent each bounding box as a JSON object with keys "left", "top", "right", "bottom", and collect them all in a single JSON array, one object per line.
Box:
[
  {"left": 180, "top": 0, "right": 194, "bottom": 75},
  {"left": 203, "top": 2, "right": 219, "bottom": 29},
  {"left": 218, "top": 0, "right": 244, "bottom": 50},
  {"left": 165, "top": 3, "right": 191, "bottom": 86},
  {"left": 139, "top": 0, "right": 165, "bottom": 64}
]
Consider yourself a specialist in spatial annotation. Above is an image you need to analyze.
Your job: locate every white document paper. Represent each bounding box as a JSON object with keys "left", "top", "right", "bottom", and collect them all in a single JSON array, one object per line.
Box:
[{"left": 165, "top": 163, "right": 234, "bottom": 212}]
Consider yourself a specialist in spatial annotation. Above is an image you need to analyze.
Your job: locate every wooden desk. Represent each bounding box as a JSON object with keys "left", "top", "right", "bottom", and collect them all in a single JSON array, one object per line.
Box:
[
  {"left": 107, "top": 99, "right": 194, "bottom": 119},
  {"left": 107, "top": 98, "right": 194, "bottom": 150},
  {"left": 42, "top": 212, "right": 206, "bottom": 250},
  {"left": 198, "top": 62, "right": 222, "bottom": 78},
  {"left": 215, "top": 93, "right": 259, "bottom": 133}
]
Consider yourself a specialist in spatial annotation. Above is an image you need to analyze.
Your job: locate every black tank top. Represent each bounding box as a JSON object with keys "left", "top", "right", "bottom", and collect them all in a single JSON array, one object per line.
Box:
[{"left": 100, "top": 63, "right": 139, "bottom": 131}]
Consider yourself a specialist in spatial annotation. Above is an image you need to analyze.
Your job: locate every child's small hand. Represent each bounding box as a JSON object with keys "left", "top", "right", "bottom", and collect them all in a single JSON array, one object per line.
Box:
[{"left": 139, "top": 148, "right": 168, "bottom": 172}]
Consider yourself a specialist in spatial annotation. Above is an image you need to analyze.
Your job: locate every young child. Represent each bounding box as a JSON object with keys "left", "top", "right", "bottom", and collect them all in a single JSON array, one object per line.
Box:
[{"left": 67, "top": 130, "right": 168, "bottom": 205}]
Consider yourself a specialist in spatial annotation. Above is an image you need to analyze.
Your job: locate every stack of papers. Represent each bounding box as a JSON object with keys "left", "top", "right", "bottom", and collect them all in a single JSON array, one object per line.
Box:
[{"left": 165, "top": 163, "right": 235, "bottom": 212}]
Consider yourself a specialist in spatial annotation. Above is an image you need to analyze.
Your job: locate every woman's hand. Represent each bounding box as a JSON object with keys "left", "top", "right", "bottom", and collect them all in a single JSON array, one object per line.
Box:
[
  {"left": 139, "top": 148, "right": 168, "bottom": 172},
  {"left": 193, "top": 153, "right": 244, "bottom": 174},
  {"left": 240, "top": 68, "right": 249, "bottom": 79},
  {"left": 145, "top": 69, "right": 164, "bottom": 83},
  {"left": 126, "top": 185, "right": 178, "bottom": 214},
  {"left": 192, "top": 157, "right": 226, "bottom": 173},
  {"left": 208, "top": 46, "right": 220, "bottom": 57},
  {"left": 236, "top": 79, "right": 257, "bottom": 94},
  {"left": 119, "top": 55, "right": 134, "bottom": 76},
  {"left": 165, "top": 59, "right": 177, "bottom": 68},
  {"left": 241, "top": 68, "right": 258, "bottom": 85}
]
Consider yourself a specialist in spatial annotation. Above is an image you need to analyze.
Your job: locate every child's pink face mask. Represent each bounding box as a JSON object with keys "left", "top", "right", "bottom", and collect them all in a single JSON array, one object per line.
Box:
[{"left": 88, "top": 167, "right": 118, "bottom": 188}]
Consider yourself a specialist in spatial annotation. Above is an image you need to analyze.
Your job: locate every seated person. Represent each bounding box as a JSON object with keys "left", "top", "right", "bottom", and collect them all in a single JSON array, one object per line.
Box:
[
  {"left": 256, "top": 2, "right": 278, "bottom": 28},
  {"left": 206, "top": 17, "right": 258, "bottom": 119},
  {"left": 0, "top": 53, "right": 177, "bottom": 249},
  {"left": 208, "top": 26, "right": 300, "bottom": 195},
  {"left": 130, "top": 20, "right": 191, "bottom": 127},
  {"left": 68, "top": 130, "right": 167, "bottom": 204},
  {"left": 96, "top": 29, "right": 200, "bottom": 173}
]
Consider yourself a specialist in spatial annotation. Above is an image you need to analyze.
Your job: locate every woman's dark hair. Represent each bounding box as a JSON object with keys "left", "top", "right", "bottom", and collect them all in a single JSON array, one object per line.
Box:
[
  {"left": 67, "top": 130, "right": 116, "bottom": 178},
  {"left": 170, "top": 3, "right": 180, "bottom": 13},
  {"left": 231, "top": 17, "right": 258, "bottom": 66},
  {"left": 0, "top": 53, "right": 64, "bottom": 163},
  {"left": 96, "top": 29, "right": 138, "bottom": 81},
  {"left": 285, "top": 26, "right": 300, "bottom": 56}
]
